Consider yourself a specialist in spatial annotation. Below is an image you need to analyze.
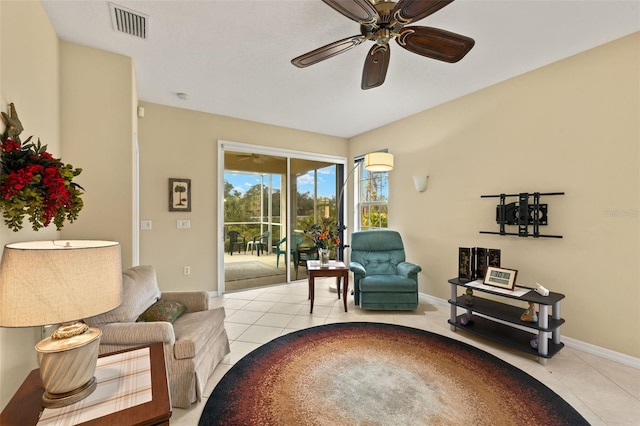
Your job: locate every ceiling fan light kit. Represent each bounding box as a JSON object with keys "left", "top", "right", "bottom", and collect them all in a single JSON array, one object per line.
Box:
[{"left": 292, "top": 0, "right": 475, "bottom": 90}]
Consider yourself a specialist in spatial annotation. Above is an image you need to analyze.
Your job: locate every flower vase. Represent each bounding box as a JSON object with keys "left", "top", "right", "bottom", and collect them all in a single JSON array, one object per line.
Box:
[{"left": 319, "top": 248, "right": 330, "bottom": 266}]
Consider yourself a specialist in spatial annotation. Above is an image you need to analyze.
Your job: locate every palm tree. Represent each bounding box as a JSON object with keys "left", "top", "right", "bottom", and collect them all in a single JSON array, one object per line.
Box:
[{"left": 174, "top": 184, "right": 187, "bottom": 206}]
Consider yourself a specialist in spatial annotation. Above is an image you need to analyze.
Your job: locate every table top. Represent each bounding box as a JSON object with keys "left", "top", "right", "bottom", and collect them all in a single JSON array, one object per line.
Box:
[
  {"left": 307, "top": 260, "right": 347, "bottom": 271},
  {"left": 0, "top": 342, "right": 171, "bottom": 426},
  {"left": 448, "top": 277, "right": 565, "bottom": 304}
]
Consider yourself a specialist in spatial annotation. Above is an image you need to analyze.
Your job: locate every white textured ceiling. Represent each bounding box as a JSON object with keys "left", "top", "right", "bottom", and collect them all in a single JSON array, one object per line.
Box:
[{"left": 42, "top": 0, "right": 640, "bottom": 139}]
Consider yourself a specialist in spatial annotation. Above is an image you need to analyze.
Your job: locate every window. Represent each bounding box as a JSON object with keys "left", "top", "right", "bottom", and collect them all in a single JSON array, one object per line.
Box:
[{"left": 357, "top": 156, "right": 389, "bottom": 230}]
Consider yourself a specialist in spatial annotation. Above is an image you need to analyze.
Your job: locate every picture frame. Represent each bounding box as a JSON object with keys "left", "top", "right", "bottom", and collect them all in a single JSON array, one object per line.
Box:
[
  {"left": 483, "top": 266, "right": 518, "bottom": 290},
  {"left": 169, "top": 178, "right": 191, "bottom": 212}
]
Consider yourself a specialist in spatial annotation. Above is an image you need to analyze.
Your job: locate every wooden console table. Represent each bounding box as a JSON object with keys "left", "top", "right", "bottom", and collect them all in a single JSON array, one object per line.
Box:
[{"left": 1, "top": 342, "right": 171, "bottom": 426}]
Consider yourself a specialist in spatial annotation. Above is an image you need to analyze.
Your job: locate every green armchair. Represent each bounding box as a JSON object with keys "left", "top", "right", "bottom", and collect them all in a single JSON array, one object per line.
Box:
[{"left": 349, "top": 230, "right": 421, "bottom": 310}]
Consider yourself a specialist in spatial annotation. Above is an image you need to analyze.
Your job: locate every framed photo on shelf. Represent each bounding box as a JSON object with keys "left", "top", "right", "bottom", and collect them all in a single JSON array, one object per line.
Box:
[
  {"left": 483, "top": 266, "right": 518, "bottom": 290},
  {"left": 169, "top": 178, "right": 191, "bottom": 212}
]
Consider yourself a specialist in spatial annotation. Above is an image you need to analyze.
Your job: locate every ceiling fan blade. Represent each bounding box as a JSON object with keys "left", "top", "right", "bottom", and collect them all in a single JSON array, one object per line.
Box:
[
  {"left": 292, "top": 35, "right": 366, "bottom": 68},
  {"left": 361, "top": 44, "right": 390, "bottom": 90},
  {"left": 391, "top": 0, "right": 454, "bottom": 25},
  {"left": 396, "top": 26, "right": 474, "bottom": 63},
  {"left": 322, "top": 0, "right": 380, "bottom": 25}
]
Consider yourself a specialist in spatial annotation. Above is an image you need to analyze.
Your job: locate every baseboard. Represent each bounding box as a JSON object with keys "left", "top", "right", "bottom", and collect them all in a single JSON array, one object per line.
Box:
[
  {"left": 561, "top": 336, "right": 640, "bottom": 369},
  {"left": 421, "top": 292, "right": 640, "bottom": 370},
  {"left": 208, "top": 290, "right": 219, "bottom": 298}
]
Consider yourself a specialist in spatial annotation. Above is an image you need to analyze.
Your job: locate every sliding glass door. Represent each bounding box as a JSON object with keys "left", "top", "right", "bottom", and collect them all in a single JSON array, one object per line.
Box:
[
  {"left": 219, "top": 142, "right": 344, "bottom": 294},
  {"left": 289, "top": 158, "right": 338, "bottom": 280}
]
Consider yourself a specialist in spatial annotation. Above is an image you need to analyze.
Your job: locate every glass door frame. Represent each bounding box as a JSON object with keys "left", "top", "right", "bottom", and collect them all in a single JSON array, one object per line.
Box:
[{"left": 217, "top": 140, "right": 346, "bottom": 295}]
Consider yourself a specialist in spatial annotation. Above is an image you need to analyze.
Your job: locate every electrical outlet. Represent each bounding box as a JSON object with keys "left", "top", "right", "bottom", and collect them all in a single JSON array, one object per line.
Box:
[
  {"left": 140, "top": 220, "right": 152, "bottom": 230},
  {"left": 183, "top": 266, "right": 191, "bottom": 275},
  {"left": 177, "top": 220, "right": 191, "bottom": 229}
]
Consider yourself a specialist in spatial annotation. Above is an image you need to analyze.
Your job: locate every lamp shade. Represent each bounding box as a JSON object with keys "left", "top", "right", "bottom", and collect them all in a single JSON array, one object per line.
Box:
[
  {"left": 0, "top": 240, "right": 122, "bottom": 327},
  {"left": 364, "top": 152, "right": 394, "bottom": 172}
]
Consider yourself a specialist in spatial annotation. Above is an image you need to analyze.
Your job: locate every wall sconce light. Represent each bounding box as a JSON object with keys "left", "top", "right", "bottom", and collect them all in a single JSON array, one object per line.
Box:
[{"left": 413, "top": 176, "right": 428, "bottom": 192}]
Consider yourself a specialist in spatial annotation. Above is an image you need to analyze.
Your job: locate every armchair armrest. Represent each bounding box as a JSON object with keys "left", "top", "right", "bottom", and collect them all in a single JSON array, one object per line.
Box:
[
  {"left": 99, "top": 321, "right": 176, "bottom": 346},
  {"left": 161, "top": 291, "right": 209, "bottom": 312},
  {"left": 349, "top": 262, "right": 366, "bottom": 275},
  {"left": 397, "top": 262, "right": 422, "bottom": 277}
]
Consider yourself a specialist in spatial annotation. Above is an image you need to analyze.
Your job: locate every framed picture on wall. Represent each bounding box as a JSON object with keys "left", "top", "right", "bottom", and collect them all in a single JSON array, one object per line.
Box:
[
  {"left": 483, "top": 266, "right": 518, "bottom": 290},
  {"left": 169, "top": 178, "right": 191, "bottom": 212}
]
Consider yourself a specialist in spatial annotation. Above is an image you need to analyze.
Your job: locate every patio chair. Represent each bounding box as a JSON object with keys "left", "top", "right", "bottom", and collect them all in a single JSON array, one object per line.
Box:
[
  {"left": 226, "top": 231, "right": 245, "bottom": 255},
  {"left": 274, "top": 234, "right": 303, "bottom": 268},
  {"left": 294, "top": 245, "right": 318, "bottom": 279},
  {"left": 250, "top": 231, "right": 270, "bottom": 256}
]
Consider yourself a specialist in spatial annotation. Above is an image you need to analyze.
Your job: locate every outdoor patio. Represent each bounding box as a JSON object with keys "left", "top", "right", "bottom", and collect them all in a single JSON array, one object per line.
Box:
[{"left": 224, "top": 250, "right": 311, "bottom": 292}]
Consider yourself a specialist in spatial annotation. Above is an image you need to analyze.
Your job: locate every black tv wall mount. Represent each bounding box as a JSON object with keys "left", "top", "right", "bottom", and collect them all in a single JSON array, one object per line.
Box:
[{"left": 480, "top": 192, "right": 564, "bottom": 238}]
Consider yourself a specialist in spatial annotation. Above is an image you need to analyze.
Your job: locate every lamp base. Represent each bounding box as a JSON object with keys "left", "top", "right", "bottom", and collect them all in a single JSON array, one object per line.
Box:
[
  {"left": 42, "top": 376, "right": 97, "bottom": 408},
  {"left": 35, "top": 323, "right": 102, "bottom": 408}
]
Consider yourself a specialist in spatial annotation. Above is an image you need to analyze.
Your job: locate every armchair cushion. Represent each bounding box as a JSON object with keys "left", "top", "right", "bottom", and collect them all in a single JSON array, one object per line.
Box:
[
  {"left": 86, "top": 265, "right": 160, "bottom": 327},
  {"left": 359, "top": 275, "right": 417, "bottom": 292},
  {"left": 173, "top": 307, "right": 226, "bottom": 360},
  {"left": 137, "top": 300, "right": 186, "bottom": 323}
]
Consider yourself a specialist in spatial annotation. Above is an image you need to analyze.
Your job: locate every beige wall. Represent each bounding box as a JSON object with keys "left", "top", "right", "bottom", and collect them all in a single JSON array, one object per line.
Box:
[
  {"left": 58, "top": 42, "right": 136, "bottom": 267},
  {"left": 0, "top": 0, "right": 61, "bottom": 410},
  {"left": 0, "top": 2, "right": 137, "bottom": 409},
  {"left": 350, "top": 33, "right": 640, "bottom": 358},
  {"left": 137, "top": 103, "right": 347, "bottom": 292}
]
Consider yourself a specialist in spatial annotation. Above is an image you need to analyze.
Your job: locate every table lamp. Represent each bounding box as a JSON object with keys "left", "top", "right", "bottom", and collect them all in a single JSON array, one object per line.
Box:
[{"left": 0, "top": 240, "right": 122, "bottom": 408}]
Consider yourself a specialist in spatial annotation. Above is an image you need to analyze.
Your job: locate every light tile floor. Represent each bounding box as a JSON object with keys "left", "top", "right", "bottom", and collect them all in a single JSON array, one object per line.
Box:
[{"left": 172, "top": 278, "right": 640, "bottom": 425}]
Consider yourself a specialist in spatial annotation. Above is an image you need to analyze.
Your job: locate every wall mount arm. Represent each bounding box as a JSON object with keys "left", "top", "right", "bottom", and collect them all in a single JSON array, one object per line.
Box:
[{"left": 480, "top": 192, "right": 564, "bottom": 238}]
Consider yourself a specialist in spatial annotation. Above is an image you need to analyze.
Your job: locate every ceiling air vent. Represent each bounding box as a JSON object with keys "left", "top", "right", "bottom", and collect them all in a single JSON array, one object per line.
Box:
[{"left": 109, "top": 3, "right": 148, "bottom": 39}]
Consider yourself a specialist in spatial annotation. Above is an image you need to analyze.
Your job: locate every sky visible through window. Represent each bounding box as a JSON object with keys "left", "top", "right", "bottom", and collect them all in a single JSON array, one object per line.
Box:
[{"left": 225, "top": 168, "right": 336, "bottom": 198}]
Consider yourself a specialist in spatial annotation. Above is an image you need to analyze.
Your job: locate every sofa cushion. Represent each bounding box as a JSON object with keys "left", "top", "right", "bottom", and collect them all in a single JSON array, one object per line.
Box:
[
  {"left": 137, "top": 300, "right": 186, "bottom": 323},
  {"left": 86, "top": 265, "right": 161, "bottom": 327}
]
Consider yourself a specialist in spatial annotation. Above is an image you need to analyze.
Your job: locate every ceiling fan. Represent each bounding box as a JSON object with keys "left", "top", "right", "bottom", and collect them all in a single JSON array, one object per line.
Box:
[
  {"left": 291, "top": 0, "right": 475, "bottom": 90},
  {"left": 236, "top": 153, "right": 268, "bottom": 164}
]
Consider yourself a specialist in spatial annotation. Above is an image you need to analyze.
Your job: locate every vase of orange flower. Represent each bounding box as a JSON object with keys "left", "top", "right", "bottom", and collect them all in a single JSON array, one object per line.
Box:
[
  {"left": 318, "top": 248, "right": 330, "bottom": 266},
  {"left": 306, "top": 219, "right": 340, "bottom": 267}
]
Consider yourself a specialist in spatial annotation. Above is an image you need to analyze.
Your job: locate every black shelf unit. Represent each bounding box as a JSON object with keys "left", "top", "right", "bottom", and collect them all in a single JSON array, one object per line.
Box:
[{"left": 448, "top": 278, "right": 565, "bottom": 364}]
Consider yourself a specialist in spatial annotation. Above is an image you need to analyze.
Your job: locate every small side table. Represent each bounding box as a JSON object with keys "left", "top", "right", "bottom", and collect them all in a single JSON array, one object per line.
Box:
[
  {"left": 307, "top": 260, "right": 349, "bottom": 314},
  {"left": 0, "top": 342, "right": 171, "bottom": 426}
]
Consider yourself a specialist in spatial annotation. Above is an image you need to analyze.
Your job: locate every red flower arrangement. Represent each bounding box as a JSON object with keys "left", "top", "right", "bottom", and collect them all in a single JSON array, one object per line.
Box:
[{"left": 0, "top": 104, "right": 83, "bottom": 232}]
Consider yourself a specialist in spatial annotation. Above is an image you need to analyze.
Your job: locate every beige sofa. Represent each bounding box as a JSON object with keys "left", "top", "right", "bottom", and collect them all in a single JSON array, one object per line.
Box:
[{"left": 85, "top": 265, "right": 230, "bottom": 408}]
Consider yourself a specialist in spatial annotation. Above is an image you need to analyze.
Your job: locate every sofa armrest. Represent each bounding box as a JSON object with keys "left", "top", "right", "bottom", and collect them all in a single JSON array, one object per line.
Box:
[
  {"left": 397, "top": 262, "right": 422, "bottom": 278},
  {"left": 161, "top": 291, "right": 209, "bottom": 312},
  {"left": 99, "top": 322, "right": 176, "bottom": 346},
  {"left": 349, "top": 262, "right": 366, "bottom": 275}
]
